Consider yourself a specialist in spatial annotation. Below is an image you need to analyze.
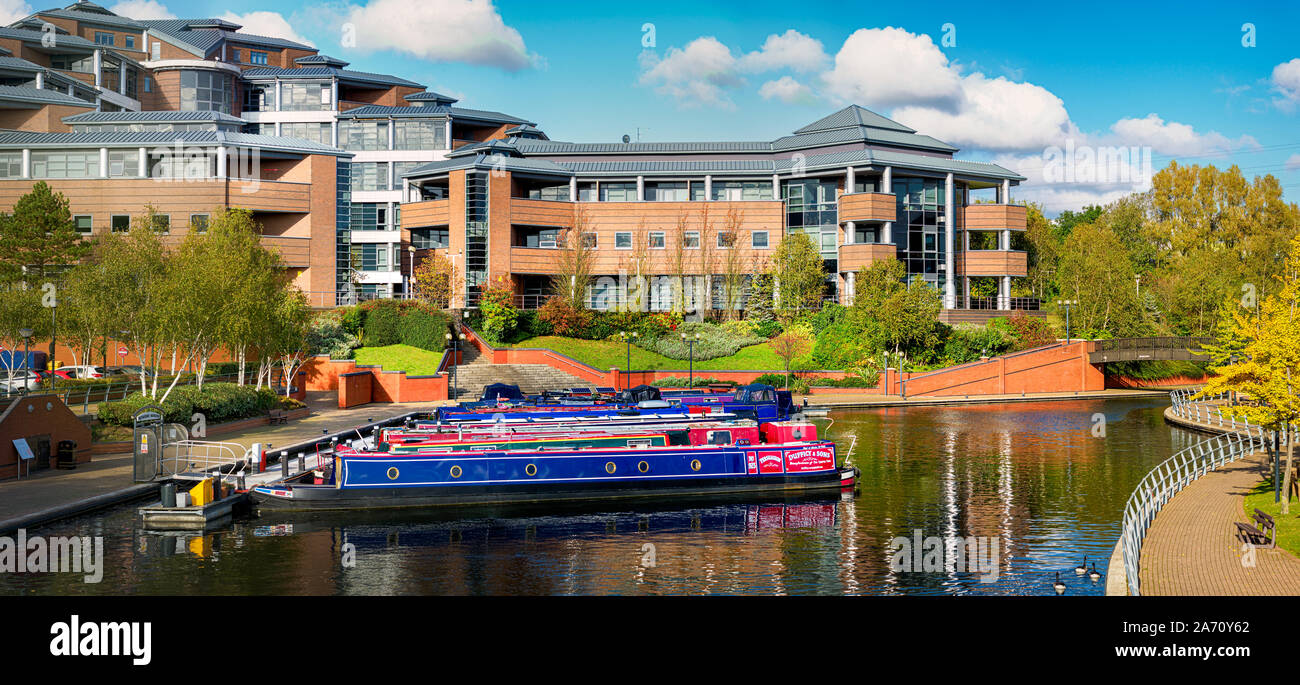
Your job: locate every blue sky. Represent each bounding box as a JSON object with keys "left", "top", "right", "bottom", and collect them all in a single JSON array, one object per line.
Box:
[{"left": 77, "top": 0, "right": 1300, "bottom": 213}]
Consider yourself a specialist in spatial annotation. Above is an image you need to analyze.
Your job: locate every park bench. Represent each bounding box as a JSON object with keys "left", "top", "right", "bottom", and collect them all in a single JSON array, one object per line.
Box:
[
  {"left": 267, "top": 409, "right": 289, "bottom": 425},
  {"left": 1234, "top": 508, "right": 1276, "bottom": 548}
]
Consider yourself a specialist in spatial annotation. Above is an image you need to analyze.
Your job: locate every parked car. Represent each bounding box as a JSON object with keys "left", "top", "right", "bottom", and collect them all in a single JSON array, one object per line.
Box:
[
  {"left": 0, "top": 370, "right": 43, "bottom": 393},
  {"left": 37, "top": 369, "right": 75, "bottom": 382},
  {"left": 57, "top": 365, "right": 106, "bottom": 379}
]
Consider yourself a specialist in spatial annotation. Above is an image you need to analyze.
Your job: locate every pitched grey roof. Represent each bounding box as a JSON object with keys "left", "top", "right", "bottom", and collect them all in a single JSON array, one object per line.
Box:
[
  {"left": 0, "top": 85, "right": 95, "bottom": 107},
  {"left": 139, "top": 19, "right": 314, "bottom": 55},
  {"left": 240, "top": 66, "right": 423, "bottom": 89},
  {"left": 62, "top": 110, "right": 246, "bottom": 125},
  {"left": 295, "top": 54, "right": 349, "bottom": 67},
  {"left": 0, "top": 129, "right": 352, "bottom": 156},
  {"left": 0, "top": 25, "right": 97, "bottom": 49},
  {"left": 401, "top": 153, "right": 570, "bottom": 178},
  {"left": 30, "top": 6, "right": 144, "bottom": 29},
  {"left": 405, "top": 91, "right": 458, "bottom": 104},
  {"left": 772, "top": 125, "right": 956, "bottom": 153},
  {"left": 336, "top": 105, "right": 448, "bottom": 119},
  {"left": 794, "top": 105, "right": 915, "bottom": 134}
]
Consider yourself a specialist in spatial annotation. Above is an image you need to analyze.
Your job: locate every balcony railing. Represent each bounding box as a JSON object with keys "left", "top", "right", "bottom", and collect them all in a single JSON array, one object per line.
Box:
[{"left": 965, "top": 296, "right": 1041, "bottom": 311}]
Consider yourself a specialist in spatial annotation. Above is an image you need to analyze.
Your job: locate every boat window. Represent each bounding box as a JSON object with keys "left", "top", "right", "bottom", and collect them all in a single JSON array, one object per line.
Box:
[
  {"left": 627, "top": 439, "right": 653, "bottom": 448},
  {"left": 707, "top": 430, "right": 731, "bottom": 445}
]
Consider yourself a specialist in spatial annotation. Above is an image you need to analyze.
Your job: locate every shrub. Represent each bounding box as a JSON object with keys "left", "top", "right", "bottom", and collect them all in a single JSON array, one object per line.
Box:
[
  {"left": 307, "top": 315, "right": 361, "bottom": 359},
  {"left": 653, "top": 376, "right": 730, "bottom": 387},
  {"left": 97, "top": 382, "right": 285, "bottom": 427},
  {"left": 399, "top": 309, "right": 451, "bottom": 352},
  {"left": 989, "top": 311, "right": 1057, "bottom": 351},
  {"left": 479, "top": 275, "right": 519, "bottom": 344},
  {"left": 537, "top": 297, "right": 593, "bottom": 337},
  {"left": 942, "top": 324, "right": 1012, "bottom": 365},
  {"left": 635, "top": 321, "right": 765, "bottom": 360},
  {"left": 337, "top": 306, "right": 364, "bottom": 336},
  {"left": 361, "top": 300, "right": 403, "bottom": 346}
]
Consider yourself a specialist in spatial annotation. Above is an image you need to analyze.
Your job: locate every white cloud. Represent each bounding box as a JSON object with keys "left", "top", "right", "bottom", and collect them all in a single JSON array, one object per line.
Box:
[
  {"left": 1286, "top": 154, "right": 1300, "bottom": 172},
  {"left": 1109, "top": 113, "right": 1256, "bottom": 156},
  {"left": 759, "top": 76, "right": 816, "bottom": 104},
  {"left": 109, "top": 0, "right": 174, "bottom": 20},
  {"left": 892, "top": 73, "right": 1072, "bottom": 151},
  {"left": 0, "top": 0, "right": 31, "bottom": 25},
  {"left": 1271, "top": 58, "right": 1300, "bottom": 112},
  {"left": 639, "top": 37, "right": 744, "bottom": 108},
  {"left": 740, "top": 30, "right": 827, "bottom": 73},
  {"left": 220, "top": 11, "right": 315, "bottom": 47},
  {"left": 820, "top": 27, "right": 962, "bottom": 110},
  {"left": 326, "top": 0, "right": 530, "bottom": 71}
]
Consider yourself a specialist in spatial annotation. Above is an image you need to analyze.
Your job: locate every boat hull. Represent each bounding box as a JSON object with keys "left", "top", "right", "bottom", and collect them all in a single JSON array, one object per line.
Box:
[{"left": 250, "top": 467, "right": 856, "bottom": 512}]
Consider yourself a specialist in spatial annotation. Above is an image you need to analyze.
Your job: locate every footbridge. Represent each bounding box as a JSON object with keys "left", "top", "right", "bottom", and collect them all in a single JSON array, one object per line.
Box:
[{"left": 1088, "top": 337, "right": 1213, "bottom": 364}]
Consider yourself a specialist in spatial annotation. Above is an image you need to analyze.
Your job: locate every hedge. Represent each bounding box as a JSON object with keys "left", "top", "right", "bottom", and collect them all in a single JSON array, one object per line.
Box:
[
  {"left": 399, "top": 309, "right": 451, "bottom": 352},
  {"left": 97, "top": 383, "right": 286, "bottom": 427}
]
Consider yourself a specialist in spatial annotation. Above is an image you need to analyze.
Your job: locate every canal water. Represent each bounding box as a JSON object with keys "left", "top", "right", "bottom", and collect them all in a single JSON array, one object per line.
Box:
[{"left": 0, "top": 397, "right": 1200, "bottom": 596}]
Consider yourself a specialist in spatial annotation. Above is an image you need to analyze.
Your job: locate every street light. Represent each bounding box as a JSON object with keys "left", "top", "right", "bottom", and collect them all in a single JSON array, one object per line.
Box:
[
  {"left": 681, "top": 332, "right": 700, "bottom": 388},
  {"left": 1055, "top": 300, "right": 1078, "bottom": 342},
  {"left": 407, "top": 246, "right": 418, "bottom": 301},
  {"left": 619, "top": 331, "right": 638, "bottom": 391},
  {"left": 445, "top": 331, "right": 466, "bottom": 401}
]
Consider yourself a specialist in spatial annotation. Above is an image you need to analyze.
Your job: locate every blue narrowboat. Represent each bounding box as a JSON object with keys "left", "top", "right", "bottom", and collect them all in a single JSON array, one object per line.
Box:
[
  {"left": 437, "top": 383, "right": 794, "bottom": 423},
  {"left": 250, "top": 420, "right": 854, "bottom": 511}
]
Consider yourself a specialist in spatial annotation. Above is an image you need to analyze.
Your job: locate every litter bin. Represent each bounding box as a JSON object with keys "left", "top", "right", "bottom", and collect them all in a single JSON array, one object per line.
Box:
[{"left": 55, "top": 440, "right": 77, "bottom": 470}]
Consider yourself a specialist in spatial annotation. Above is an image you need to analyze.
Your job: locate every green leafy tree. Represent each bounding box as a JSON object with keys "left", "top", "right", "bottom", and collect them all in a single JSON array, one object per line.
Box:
[
  {"left": 0, "top": 287, "right": 48, "bottom": 385},
  {"left": 0, "top": 182, "right": 89, "bottom": 283},
  {"left": 1055, "top": 221, "right": 1146, "bottom": 337},
  {"left": 769, "top": 232, "right": 825, "bottom": 322}
]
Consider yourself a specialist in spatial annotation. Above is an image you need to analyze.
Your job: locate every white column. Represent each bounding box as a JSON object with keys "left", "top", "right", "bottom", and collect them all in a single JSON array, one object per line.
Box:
[
  {"left": 568, "top": 176, "right": 577, "bottom": 202},
  {"left": 331, "top": 120, "right": 338, "bottom": 147},
  {"left": 703, "top": 175, "right": 711, "bottom": 201},
  {"left": 771, "top": 174, "right": 780, "bottom": 199},
  {"left": 34, "top": 71, "right": 42, "bottom": 90},
  {"left": 331, "top": 79, "right": 338, "bottom": 111},
  {"left": 119, "top": 63, "right": 126, "bottom": 94},
  {"left": 965, "top": 276, "right": 972, "bottom": 309},
  {"left": 216, "top": 145, "right": 228, "bottom": 178},
  {"left": 1002, "top": 229, "right": 1010, "bottom": 251},
  {"left": 388, "top": 161, "right": 395, "bottom": 191},
  {"left": 21, "top": 149, "right": 30, "bottom": 178},
  {"left": 1001, "top": 179, "right": 1011, "bottom": 204},
  {"left": 274, "top": 79, "right": 282, "bottom": 111},
  {"left": 846, "top": 270, "right": 856, "bottom": 306},
  {"left": 99, "top": 148, "right": 108, "bottom": 178},
  {"left": 402, "top": 178, "right": 411, "bottom": 204},
  {"left": 844, "top": 221, "right": 855, "bottom": 245},
  {"left": 1000, "top": 275, "right": 1011, "bottom": 310},
  {"left": 882, "top": 166, "right": 893, "bottom": 245},
  {"left": 93, "top": 50, "right": 102, "bottom": 88},
  {"left": 444, "top": 119, "right": 452, "bottom": 149},
  {"left": 387, "top": 117, "right": 395, "bottom": 150},
  {"left": 846, "top": 166, "right": 855, "bottom": 193},
  {"left": 137, "top": 147, "right": 146, "bottom": 177},
  {"left": 944, "top": 172, "right": 955, "bottom": 309},
  {"left": 636, "top": 176, "right": 644, "bottom": 201}
]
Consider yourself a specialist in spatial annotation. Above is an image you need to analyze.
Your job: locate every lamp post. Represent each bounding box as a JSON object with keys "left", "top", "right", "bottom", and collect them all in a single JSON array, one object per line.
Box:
[
  {"left": 1056, "top": 299, "right": 1077, "bottom": 342},
  {"left": 620, "top": 331, "right": 638, "bottom": 390},
  {"left": 681, "top": 332, "right": 699, "bottom": 388},
  {"left": 407, "top": 246, "right": 418, "bottom": 301},
  {"left": 47, "top": 300, "right": 56, "bottom": 387},
  {"left": 18, "top": 327, "right": 32, "bottom": 393}
]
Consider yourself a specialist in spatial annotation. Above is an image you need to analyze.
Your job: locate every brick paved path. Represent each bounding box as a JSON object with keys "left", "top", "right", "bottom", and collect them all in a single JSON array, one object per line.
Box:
[{"left": 1140, "top": 449, "right": 1300, "bottom": 595}]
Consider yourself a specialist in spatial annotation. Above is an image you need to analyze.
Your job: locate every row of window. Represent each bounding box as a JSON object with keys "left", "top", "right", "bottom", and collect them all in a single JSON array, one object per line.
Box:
[
  {"left": 0, "top": 150, "right": 229, "bottom": 179},
  {"left": 612, "top": 230, "right": 768, "bottom": 250},
  {"left": 70, "top": 213, "right": 208, "bottom": 235},
  {"left": 351, "top": 161, "right": 425, "bottom": 192},
  {"left": 562, "top": 180, "right": 776, "bottom": 203}
]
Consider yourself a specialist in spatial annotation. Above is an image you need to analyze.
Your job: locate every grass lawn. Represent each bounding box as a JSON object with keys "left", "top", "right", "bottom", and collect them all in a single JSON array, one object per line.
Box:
[
  {"left": 1243, "top": 476, "right": 1300, "bottom": 557},
  {"left": 354, "top": 344, "right": 446, "bottom": 376},
  {"left": 511, "top": 336, "right": 790, "bottom": 371}
]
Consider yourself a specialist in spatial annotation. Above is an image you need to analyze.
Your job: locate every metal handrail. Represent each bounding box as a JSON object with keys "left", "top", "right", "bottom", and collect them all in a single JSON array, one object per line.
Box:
[
  {"left": 1119, "top": 389, "right": 1274, "bottom": 595},
  {"left": 159, "top": 440, "right": 251, "bottom": 483},
  {"left": 0, "top": 371, "right": 245, "bottom": 413}
]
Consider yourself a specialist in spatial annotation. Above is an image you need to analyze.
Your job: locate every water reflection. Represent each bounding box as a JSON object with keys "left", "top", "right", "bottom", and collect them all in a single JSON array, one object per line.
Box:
[{"left": 0, "top": 398, "right": 1191, "bottom": 596}]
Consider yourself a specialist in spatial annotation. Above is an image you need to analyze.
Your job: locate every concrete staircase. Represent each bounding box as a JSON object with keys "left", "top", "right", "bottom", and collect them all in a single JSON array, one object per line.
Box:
[{"left": 446, "top": 344, "right": 594, "bottom": 400}]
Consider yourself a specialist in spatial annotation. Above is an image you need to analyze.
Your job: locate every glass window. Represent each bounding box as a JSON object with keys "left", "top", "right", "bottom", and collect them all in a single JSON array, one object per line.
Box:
[
  {"left": 599, "top": 182, "right": 637, "bottom": 202},
  {"left": 143, "top": 76, "right": 152, "bottom": 93},
  {"left": 527, "top": 184, "right": 570, "bottom": 201},
  {"left": 179, "top": 70, "right": 231, "bottom": 113},
  {"left": 350, "top": 162, "right": 390, "bottom": 191},
  {"left": 683, "top": 231, "right": 699, "bottom": 248},
  {"left": 581, "top": 232, "right": 597, "bottom": 248},
  {"left": 394, "top": 119, "right": 446, "bottom": 150},
  {"left": 690, "top": 182, "right": 705, "bottom": 202},
  {"left": 124, "top": 35, "right": 136, "bottom": 49},
  {"left": 645, "top": 181, "right": 687, "bottom": 201},
  {"left": 279, "top": 122, "right": 331, "bottom": 145},
  {"left": 111, "top": 215, "right": 130, "bottom": 233},
  {"left": 718, "top": 231, "right": 737, "bottom": 249},
  {"left": 191, "top": 214, "right": 209, "bottom": 233},
  {"left": 30, "top": 150, "right": 99, "bottom": 178},
  {"left": 648, "top": 231, "right": 665, "bottom": 249},
  {"left": 250, "top": 51, "right": 268, "bottom": 65},
  {"left": 339, "top": 119, "right": 390, "bottom": 150},
  {"left": 151, "top": 214, "right": 170, "bottom": 234},
  {"left": 393, "top": 161, "right": 425, "bottom": 183},
  {"left": 280, "top": 81, "right": 330, "bottom": 112},
  {"left": 752, "top": 231, "right": 769, "bottom": 248},
  {"left": 714, "top": 181, "right": 773, "bottom": 201},
  {"left": 74, "top": 215, "right": 92, "bottom": 235},
  {"left": 615, "top": 231, "right": 632, "bottom": 249},
  {"left": 94, "top": 32, "right": 115, "bottom": 46},
  {"left": 411, "top": 227, "right": 449, "bottom": 249},
  {"left": 108, "top": 149, "right": 140, "bottom": 178},
  {"left": 150, "top": 152, "right": 215, "bottom": 179},
  {"left": 0, "top": 152, "right": 22, "bottom": 178}
]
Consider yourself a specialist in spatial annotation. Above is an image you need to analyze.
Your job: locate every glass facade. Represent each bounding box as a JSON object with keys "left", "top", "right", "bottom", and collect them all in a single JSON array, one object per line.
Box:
[
  {"left": 340, "top": 120, "right": 389, "bottom": 151},
  {"left": 351, "top": 162, "right": 390, "bottom": 191},
  {"left": 393, "top": 119, "right": 446, "bottom": 150},
  {"left": 280, "top": 81, "right": 330, "bottom": 111},
  {"left": 893, "top": 176, "right": 947, "bottom": 292},
  {"left": 31, "top": 150, "right": 99, "bottom": 178},
  {"left": 411, "top": 227, "right": 449, "bottom": 249},
  {"left": 464, "top": 171, "right": 489, "bottom": 304},
  {"left": 336, "top": 160, "right": 353, "bottom": 302},
  {"left": 279, "top": 122, "right": 332, "bottom": 145}
]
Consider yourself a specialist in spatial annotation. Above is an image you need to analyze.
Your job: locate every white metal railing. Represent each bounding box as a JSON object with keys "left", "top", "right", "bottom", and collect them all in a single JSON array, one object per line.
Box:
[
  {"left": 159, "top": 440, "right": 253, "bottom": 483},
  {"left": 1118, "top": 389, "right": 1277, "bottom": 595}
]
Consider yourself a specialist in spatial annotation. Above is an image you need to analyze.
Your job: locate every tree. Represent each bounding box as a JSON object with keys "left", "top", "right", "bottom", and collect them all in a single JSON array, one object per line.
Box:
[
  {"left": 1022, "top": 203, "right": 1059, "bottom": 301},
  {"left": 769, "top": 232, "right": 825, "bottom": 322},
  {"left": 411, "top": 251, "right": 459, "bottom": 308},
  {"left": 1055, "top": 221, "right": 1145, "bottom": 337},
  {"left": 768, "top": 329, "right": 811, "bottom": 390},
  {"left": 261, "top": 289, "right": 312, "bottom": 395},
  {"left": 479, "top": 274, "right": 519, "bottom": 344},
  {"left": 0, "top": 287, "right": 48, "bottom": 386},
  {"left": 618, "top": 218, "right": 653, "bottom": 312},
  {"left": 0, "top": 181, "right": 89, "bottom": 283},
  {"left": 1198, "top": 234, "right": 1300, "bottom": 512},
  {"left": 718, "top": 207, "right": 748, "bottom": 318},
  {"left": 551, "top": 205, "right": 596, "bottom": 309}
]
